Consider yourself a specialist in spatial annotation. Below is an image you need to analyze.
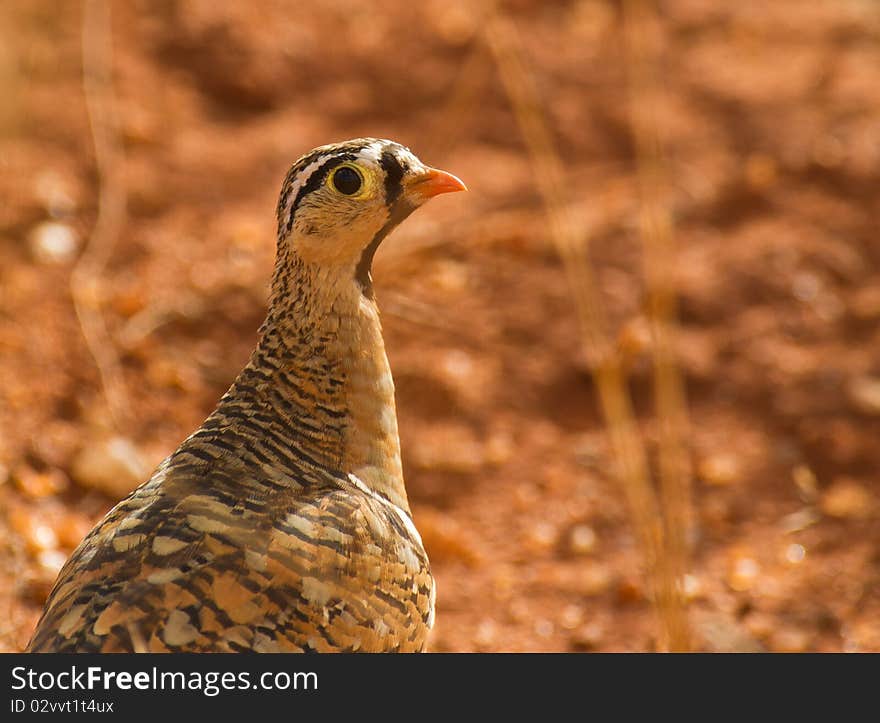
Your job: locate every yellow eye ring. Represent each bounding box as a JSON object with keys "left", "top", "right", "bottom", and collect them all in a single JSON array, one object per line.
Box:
[{"left": 328, "top": 163, "right": 368, "bottom": 197}]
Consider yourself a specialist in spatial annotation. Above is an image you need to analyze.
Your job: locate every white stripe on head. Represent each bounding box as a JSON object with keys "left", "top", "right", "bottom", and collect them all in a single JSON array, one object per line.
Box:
[
  {"left": 279, "top": 154, "right": 330, "bottom": 235},
  {"left": 394, "top": 146, "right": 421, "bottom": 171},
  {"left": 356, "top": 140, "right": 386, "bottom": 167},
  {"left": 278, "top": 138, "right": 426, "bottom": 234},
  {"left": 281, "top": 140, "right": 384, "bottom": 232}
]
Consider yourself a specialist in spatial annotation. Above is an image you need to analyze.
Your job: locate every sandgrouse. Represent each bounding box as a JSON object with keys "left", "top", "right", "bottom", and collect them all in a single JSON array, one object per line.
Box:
[{"left": 27, "top": 138, "right": 466, "bottom": 652}]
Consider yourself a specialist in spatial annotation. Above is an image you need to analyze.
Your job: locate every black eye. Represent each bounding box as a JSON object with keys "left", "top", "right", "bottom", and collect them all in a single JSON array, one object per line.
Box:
[{"left": 332, "top": 166, "right": 363, "bottom": 195}]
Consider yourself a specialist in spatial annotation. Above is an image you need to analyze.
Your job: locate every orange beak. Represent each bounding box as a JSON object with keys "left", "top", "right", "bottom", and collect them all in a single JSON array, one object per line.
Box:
[{"left": 407, "top": 167, "right": 468, "bottom": 200}]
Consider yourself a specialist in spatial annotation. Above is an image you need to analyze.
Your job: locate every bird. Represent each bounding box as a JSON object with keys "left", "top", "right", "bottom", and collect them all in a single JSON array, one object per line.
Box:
[{"left": 27, "top": 138, "right": 466, "bottom": 652}]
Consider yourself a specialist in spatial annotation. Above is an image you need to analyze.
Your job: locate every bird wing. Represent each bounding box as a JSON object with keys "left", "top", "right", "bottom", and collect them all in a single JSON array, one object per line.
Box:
[{"left": 27, "top": 464, "right": 433, "bottom": 652}]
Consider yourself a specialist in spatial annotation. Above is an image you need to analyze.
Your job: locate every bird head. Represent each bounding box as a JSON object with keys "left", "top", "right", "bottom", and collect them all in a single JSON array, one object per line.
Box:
[{"left": 275, "top": 138, "right": 466, "bottom": 295}]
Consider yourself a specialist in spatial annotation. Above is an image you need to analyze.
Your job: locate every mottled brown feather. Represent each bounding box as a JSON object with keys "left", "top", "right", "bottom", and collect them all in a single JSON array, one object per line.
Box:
[{"left": 27, "top": 139, "right": 449, "bottom": 653}]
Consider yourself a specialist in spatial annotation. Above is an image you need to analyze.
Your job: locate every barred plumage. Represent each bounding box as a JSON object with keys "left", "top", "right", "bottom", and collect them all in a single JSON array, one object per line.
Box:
[{"left": 27, "top": 138, "right": 465, "bottom": 652}]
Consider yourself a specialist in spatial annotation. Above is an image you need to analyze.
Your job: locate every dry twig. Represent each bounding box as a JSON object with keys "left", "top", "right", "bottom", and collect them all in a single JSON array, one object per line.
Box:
[
  {"left": 484, "top": 11, "right": 683, "bottom": 649},
  {"left": 71, "top": 0, "right": 130, "bottom": 429},
  {"left": 623, "top": 0, "right": 693, "bottom": 651}
]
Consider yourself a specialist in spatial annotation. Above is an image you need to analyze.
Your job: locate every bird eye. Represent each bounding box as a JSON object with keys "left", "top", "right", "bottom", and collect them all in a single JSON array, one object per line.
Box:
[{"left": 331, "top": 166, "right": 363, "bottom": 195}]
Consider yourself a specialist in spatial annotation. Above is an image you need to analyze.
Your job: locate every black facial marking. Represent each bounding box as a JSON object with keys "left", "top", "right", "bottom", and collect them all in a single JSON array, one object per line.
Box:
[
  {"left": 356, "top": 148, "right": 411, "bottom": 297},
  {"left": 277, "top": 149, "right": 319, "bottom": 216},
  {"left": 379, "top": 151, "right": 405, "bottom": 206},
  {"left": 284, "top": 152, "right": 358, "bottom": 235},
  {"left": 355, "top": 199, "right": 416, "bottom": 299}
]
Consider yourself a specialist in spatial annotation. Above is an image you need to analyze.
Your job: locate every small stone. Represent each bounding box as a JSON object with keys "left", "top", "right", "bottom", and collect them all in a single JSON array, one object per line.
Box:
[
  {"left": 792, "top": 272, "right": 820, "bottom": 302},
  {"left": 507, "top": 599, "right": 531, "bottom": 624},
  {"left": 568, "top": 524, "right": 597, "bottom": 555},
  {"left": 820, "top": 478, "right": 874, "bottom": 520},
  {"left": 438, "top": 349, "right": 475, "bottom": 386},
  {"left": 112, "top": 286, "right": 149, "bottom": 319},
  {"left": 535, "top": 561, "right": 611, "bottom": 597},
  {"left": 525, "top": 522, "right": 557, "bottom": 554},
  {"left": 28, "top": 221, "right": 79, "bottom": 264},
  {"left": 30, "top": 524, "right": 58, "bottom": 553},
  {"left": 71, "top": 436, "right": 148, "bottom": 498},
  {"left": 409, "top": 423, "right": 485, "bottom": 474},
  {"left": 10, "top": 508, "right": 59, "bottom": 554},
  {"left": 616, "top": 575, "right": 644, "bottom": 603},
  {"left": 682, "top": 573, "right": 703, "bottom": 601},
  {"left": 474, "top": 619, "right": 497, "bottom": 648},
  {"left": 792, "top": 465, "right": 818, "bottom": 502},
  {"left": 427, "top": 260, "right": 469, "bottom": 294},
  {"left": 425, "top": 1, "right": 478, "bottom": 43},
  {"left": 534, "top": 619, "right": 554, "bottom": 638},
  {"left": 12, "top": 465, "right": 69, "bottom": 499},
  {"left": 560, "top": 604, "right": 584, "bottom": 630},
  {"left": 727, "top": 554, "right": 760, "bottom": 592},
  {"left": 847, "top": 376, "right": 880, "bottom": 415},
  {"left": 694, "top": 611, "right": 765, "bottom": 653},
  {"left": 699, "top": 453, "right": 741, "bottom": 486},
  {"left": 570, "top": 621, "right": 604, "bottom": 651},
  {"left": 771, "top": 627, "right": 811, "bottom": 653},
  {"left": 573, "top": 434, "right": 603, "bottom": 468},
  {"left": 744, "top": 612, "right": 775, "bottom": 641},
  {"left": 784, "top": 543, "right": 806, "bottom": 564},
  {"left": 617, "top": 317, "right": 652, "bottom": 362},
  {"left": 34, "top": 170, "right": 77, "bottom": 217},
  {"left": 780, "top": 507, "right": 820, "bottom": 533},
  {"left": 37, "top": 549, "right": 68, "bottom": 576}
]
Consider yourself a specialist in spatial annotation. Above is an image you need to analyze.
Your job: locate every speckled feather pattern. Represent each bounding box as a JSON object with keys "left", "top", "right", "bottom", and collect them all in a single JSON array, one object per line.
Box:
[{"left": 27, "top": 139, "right": 439, "bottom": 652}]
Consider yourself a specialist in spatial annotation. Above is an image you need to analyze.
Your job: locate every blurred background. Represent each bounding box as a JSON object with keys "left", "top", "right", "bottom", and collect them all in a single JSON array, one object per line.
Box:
[{"left": 1, "top": 0, "right": 879, "bottom": 652}]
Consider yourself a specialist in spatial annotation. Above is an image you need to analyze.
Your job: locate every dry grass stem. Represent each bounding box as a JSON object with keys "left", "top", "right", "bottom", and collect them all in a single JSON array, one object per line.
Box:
[
  {"left": 71, "top": 0, "right": 130, "bottom": 430},
  {"left": 623, "top": 0, "right": 693, "bottom": 651},
  {"left": 485, "top": 11, "right": 677, "bottom": 648},
  {"left": 426, "top": 0, "right": 500, "bottom": 160}
]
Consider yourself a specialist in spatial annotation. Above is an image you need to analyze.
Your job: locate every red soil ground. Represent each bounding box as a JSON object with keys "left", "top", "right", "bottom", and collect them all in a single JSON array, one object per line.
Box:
[{"left": 1, "top": 0, "right": 879, "bottom": 651}]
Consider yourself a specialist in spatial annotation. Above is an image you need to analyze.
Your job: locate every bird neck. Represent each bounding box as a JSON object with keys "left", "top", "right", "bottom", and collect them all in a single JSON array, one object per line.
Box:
[{"left": 229, "top": 252, "right": 408, "bottom": 512}]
